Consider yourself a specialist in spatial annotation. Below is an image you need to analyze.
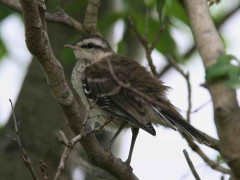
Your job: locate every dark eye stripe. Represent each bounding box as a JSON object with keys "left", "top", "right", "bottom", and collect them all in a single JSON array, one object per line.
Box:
[{"left": 81, "top": 43, "right": 104, "bottom": 49}]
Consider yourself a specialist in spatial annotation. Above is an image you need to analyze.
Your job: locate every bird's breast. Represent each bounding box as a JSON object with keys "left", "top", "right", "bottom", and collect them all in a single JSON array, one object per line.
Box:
[{"left": 72, "top": 61, "right": 126, "bottom": 131}]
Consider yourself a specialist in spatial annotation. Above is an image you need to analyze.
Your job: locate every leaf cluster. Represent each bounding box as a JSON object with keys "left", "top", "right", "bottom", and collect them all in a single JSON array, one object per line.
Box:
[{"left": 206, "top": 54, "right": 240, "bottom": 89}]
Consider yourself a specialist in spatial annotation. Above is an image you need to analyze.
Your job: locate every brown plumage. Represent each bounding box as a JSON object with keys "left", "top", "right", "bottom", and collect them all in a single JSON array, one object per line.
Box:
[
  {"left": 83, "top": 54, "right": 207, "bottom": 141},
  {"left": 66, "top": 35, "right": 209, "bottom": 164}
]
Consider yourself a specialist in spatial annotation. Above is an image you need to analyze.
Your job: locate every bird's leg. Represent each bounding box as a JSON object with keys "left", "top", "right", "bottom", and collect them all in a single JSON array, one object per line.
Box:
[
  {"left": 105, "top": 121, "right": 126, "bottom": 150},
  {"left": 125, "top": 127, "right": 139, "bottom": 165}
]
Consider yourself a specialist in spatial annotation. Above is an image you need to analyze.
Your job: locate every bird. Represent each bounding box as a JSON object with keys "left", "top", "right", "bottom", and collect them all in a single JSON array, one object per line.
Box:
[{"left": 65, "top": 34, "right": 209, "bottom": 165}]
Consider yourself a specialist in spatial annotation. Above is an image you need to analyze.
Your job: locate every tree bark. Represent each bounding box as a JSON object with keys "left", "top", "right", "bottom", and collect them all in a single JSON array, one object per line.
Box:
[
  {"left": 0, "top": 17, "right": 79, "bottom": 180},
  {"left": 184, "top": 0, "right": 240, "bottom": 178}
]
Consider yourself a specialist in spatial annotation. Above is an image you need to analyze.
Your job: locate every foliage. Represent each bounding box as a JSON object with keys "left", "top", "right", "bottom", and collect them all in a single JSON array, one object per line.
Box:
[
  {"left": 0, "top": 0, "right": 238, "bottom": 66},
  {"left": 216, "top": 154, "right": 225, "bottom": 164},
  {"left": 0, "top": 6, "right": 12, "bottom": 60},
  {"left": 156, "top": 0, "right": 166, "bottom": 22},
  {"left": 206, "top": 54, "right": 240, "bottom": 89},
  {"left": 0, "top": 5, "right": 11, "bottom": 20},
  {"left": 0, "top": 0, "right": 205, "bottom": 64},
  {"left": 98, "top": 0, "right": 190, "bottom": 62},
  {"left": 165, "top": 0, "right": 189, "bottom": 26},
  {"left": 0, "top": 37, "right": 7, "bottom": 60}
]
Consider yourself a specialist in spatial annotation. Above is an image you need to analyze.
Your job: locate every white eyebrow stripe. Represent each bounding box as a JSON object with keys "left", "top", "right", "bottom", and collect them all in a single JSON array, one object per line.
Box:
[{"left": 77, "top": 39, "right": 107, "bottom": 48}]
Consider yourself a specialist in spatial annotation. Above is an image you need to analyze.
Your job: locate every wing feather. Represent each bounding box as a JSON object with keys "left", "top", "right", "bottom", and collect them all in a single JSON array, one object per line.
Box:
[{"left": 82, "top": 74, "right": 156, "bottom": 136}]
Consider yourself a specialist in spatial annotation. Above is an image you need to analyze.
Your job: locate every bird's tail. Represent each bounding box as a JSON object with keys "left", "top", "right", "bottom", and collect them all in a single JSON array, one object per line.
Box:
[{"left": 153, "top": 105, "right": 210, "bottom": 145}]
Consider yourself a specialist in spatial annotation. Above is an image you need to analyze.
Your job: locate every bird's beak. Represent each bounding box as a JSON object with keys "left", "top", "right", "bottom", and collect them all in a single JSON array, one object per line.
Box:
[{"left": 64, "top": 44, "right": 80, "bottom": 50}]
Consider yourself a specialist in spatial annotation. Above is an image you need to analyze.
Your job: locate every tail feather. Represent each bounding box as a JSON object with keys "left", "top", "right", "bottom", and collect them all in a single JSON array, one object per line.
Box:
[{"left": 153, "top": 106, "right": 210, "bottom": 145}]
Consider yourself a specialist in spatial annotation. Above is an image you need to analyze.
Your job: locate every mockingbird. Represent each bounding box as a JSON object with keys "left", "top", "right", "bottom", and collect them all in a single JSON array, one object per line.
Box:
[{"left": 65, "top": 35, "right": 209, "bottom": 164}]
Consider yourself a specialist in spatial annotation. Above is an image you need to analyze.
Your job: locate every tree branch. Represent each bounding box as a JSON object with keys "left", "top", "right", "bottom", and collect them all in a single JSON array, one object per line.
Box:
[
  {"left": 191, "top": 100, "right": 212, "bottom": 114},
  {"left": 157, "top": 63, "right": 171, "bottom": 78},
  {"left": 160, "top": 4, "right": 240, "bottom": 77},
  {"left": 184, "top": 0, "right": 240, "bottom": 178},
  {"left": 183, "top": 149, "right": 201, "bottom": 180},
  {"left": 39, "top": 160, "right": 49, "bottom": 180},
  {"left": 0, "top": 0, "right": 84, "bottom": 33},
  {"left": 165, "top": 54, "right": 192, "bottom": 122},
  {"left": 185, "top": 136, "right": 231, "bottom": 175},
  {"left": 83, "top": 0, "right": 100, "bottom": 34},
  {"left": 9, "top": 99, "right": 39, "bottom": 180},
  {"left": 54, "top": 117, "right": 113, "bottom": 180},
  {"left": 56, "top": 130, "right": 115, "bottom": 180},
  {"left": 128, "top": 18, "right": 167, "bottom": 77},
  {"left": 183, "top": 3, "right": 240, "bottom": 61},
  {"left": 17, "top": 0, "right": 138, "bottom": 179}
]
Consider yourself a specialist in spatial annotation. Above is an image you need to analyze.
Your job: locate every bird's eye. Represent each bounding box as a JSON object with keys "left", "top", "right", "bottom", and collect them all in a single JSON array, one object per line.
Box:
[
  {"left": 87, "top": 43, "right": 94, "bottom": 49},
  {"left": 81, "top": 43, "right": 102, "bottom": 49}
]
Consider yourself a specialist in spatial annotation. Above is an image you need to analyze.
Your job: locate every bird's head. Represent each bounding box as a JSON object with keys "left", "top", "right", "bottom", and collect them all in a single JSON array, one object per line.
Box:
[{"left": 65, "top": 35, "right": 114, "bottom": 62}]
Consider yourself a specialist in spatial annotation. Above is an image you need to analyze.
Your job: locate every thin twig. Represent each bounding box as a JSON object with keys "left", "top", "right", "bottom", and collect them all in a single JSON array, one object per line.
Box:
[
  {"left": 183, "top": 149, "right": 201, "bottom": 180},
  {"left": 128, "top": 17, "right": 168, "bottom": 77},
  {"left": 149, "top": 20, "right": 167, "bottom": 51},
  {"left": 128, "top": 18, "right": 148, "bottom": 50},
  {"left": 54, "top": 117, "right": 113, "bottom": 180},
  {"left": 9, "top": 99, "right": 39, "bottom": 180},
  {"left": 54, "top": 151, "right": 71, "bottom": 179},
  {"left": 184, "top": 135, "right": 231, "bottom": 175},
  {"left": 191, "top": 100, "right": 212, "bottom": 113},
  {"left": 39, "top": 160, "right": 49, "bottom": 180},
  {"left": 166, "top": 54, "right": 192, "bottom": 122},
  {"left": 145, "top": 7, "right": 149, "bottom": 41},
  {"left": 157, "top": 63, "right": 171, "bottom": 78},
  {"left": 56, "top": 130, "right": 69, "bottom": 145},
  {"left": 50, "top": 8, "right": 84, "bottom": 33},
  {"left": 166, "top": 54, "right": 185, "bottom": 75},
  {"left": 185, "top": 73, "right": 192, "bottom": 122},
  {"left": 0, "top": 0, "right": 84, "bottom": 33}
]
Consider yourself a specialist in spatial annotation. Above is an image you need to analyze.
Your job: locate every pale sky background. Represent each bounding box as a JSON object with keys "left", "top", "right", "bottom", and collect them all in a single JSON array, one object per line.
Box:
[{"left": 0, "top": 1, "right": 239, "bottom": 179}]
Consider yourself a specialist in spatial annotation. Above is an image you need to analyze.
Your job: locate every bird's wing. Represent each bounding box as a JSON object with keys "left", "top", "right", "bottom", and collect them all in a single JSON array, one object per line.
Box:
[{"left": 82, "top": 62, "right": 156, "bottom": 136}]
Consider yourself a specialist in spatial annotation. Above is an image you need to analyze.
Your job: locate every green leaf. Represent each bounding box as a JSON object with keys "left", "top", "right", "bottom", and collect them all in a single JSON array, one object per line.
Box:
[
  {"left": 122, "top": 0, "right": 145, "bottom": 12},
  {"left": 0, "top": 6, "right": 12, "bottom": 21},
  {"left": 65, "top": 0, "right": 88, "bottom": 14},
  {"left": 206, "top": 54, "right": 237, "bottom": 81},
  {"left": 98, "top": 12, "right": 123, "bottom": 33},
  {"left": 216, "top": 154, "right": 224, "bottom": 163},
  {"left": 217, "top": 54, "right": 237, "bottom": 65},
  {"left": 206, "top": 54, "right": 240, "bottom": 89},
  {"left": 156, "top": 0, "right": 166, "bottom": 22},
  {"left": 144, "top": 0, "right": 156, "bottom": 7},
  {"left": 130, "top": 13, "right": 179, "bottom": 61},
  {"left": 117, "top": 39, "right": 127, "bottom": 55},
  {"left": 224, "top": 65, "right": 240, "bottom": 88},
  {"left": 0, "top": 38, "right": 7, "bottom": 60},
  {"left": 149, "top": 20, "right": 179, "bottom": 61},
  {"left": 61, "top": 48, "right": 75, "bottom": 64},
  {"left": 225, "top": 79, "right": 240, "bottom": 89},
  {"left": 165, "top": 0, "right": 190, "bottom": 26}
]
